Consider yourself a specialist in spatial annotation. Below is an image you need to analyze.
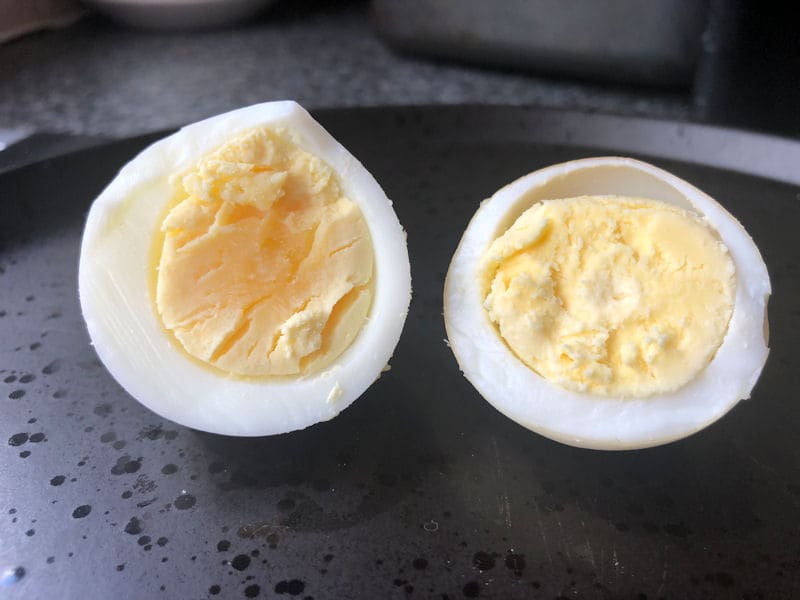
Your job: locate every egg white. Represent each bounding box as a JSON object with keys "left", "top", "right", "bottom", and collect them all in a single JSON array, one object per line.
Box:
[
  {"left": 444, "top": 157, "right": 770, "bottom": 450},
  {"left": 79, "top": 101, "right": 411, "bottom": 436}
]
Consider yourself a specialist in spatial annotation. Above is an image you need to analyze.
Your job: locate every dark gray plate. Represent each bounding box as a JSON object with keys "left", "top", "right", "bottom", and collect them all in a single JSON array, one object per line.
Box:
[{"left": 1, "top": 106, "right": 799, "bottom": 599}]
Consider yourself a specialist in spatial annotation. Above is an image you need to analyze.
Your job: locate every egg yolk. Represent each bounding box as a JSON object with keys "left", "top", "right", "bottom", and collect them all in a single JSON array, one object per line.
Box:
[
  {"left": 479, "top": 195, "right": 735, "bottom": 397},
  {"left": 154, "top": 127, "right": 373, "bottom": 377}
]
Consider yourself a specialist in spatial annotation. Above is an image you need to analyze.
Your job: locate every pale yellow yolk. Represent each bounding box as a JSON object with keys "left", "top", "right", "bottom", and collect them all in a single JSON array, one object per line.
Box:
[
  {"left": 479, "top": 196, "right": 735, "bottom": 397},
  {"left": 154, "top": 127, "right": 373, "bottom": 377}
]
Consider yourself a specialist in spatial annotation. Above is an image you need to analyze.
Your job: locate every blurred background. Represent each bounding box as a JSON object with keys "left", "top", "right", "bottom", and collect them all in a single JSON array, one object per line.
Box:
[{"left": 0, "top": 0, "right": 798, "bottom": 152}]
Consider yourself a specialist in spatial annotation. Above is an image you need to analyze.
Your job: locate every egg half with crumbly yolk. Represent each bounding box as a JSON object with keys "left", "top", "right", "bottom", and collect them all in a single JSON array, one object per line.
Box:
[
  {"left": 444, "top": 157, "right": 770, "bottom": 450},
  {"left": 79, "top": 101, "right": 411, "bottom": 436}
]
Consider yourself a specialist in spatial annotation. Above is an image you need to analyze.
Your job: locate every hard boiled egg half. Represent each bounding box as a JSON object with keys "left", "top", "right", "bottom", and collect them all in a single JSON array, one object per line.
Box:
[
  {"left": 79, "top": 101, "right": 411, "bottom": 436},
  {"left": 444, "top": 157, "right": 770, "bottom": 450}
]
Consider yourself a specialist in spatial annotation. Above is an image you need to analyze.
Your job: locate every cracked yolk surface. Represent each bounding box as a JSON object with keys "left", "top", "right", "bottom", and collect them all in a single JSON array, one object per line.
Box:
[
  {"left": 479, "top": 195, "right": 735, "bottom": 397},
  {"left": 154, "top": 127, "right": 373, "bottom": 377}
]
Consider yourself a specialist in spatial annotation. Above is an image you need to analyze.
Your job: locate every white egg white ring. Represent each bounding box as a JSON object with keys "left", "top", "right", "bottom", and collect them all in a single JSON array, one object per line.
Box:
[
  {"left": 444, "top": 157, "right": 770, "bottom": 450},
  {"left": 79, "top": 101, "right": 411, "bottom": 436}
]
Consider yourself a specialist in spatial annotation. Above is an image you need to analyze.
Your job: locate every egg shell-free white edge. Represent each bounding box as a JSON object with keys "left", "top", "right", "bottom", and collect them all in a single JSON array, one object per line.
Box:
[
  {"left": 444, "top": 157, "right": 770, "bottom": 450},
  {"left": 79, "top": 101, "right": 411, "bottom": 436}
]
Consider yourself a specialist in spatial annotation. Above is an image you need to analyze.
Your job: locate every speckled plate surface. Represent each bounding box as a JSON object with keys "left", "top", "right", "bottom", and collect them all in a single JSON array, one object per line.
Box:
[{"left": 1, "top": 106, "right": 799, "bottom": 599}]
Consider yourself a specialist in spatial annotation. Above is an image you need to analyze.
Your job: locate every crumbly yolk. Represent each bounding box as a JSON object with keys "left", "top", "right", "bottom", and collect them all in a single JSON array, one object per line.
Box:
[
  {"left": 479, "top": 196, "right": 735, "bottom": 397},
  {"left": 154, "top": 127, "right": 373, "bottom": 377}
]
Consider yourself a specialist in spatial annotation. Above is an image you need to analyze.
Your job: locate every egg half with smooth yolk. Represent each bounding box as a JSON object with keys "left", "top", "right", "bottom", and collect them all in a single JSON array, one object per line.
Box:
[
  {"left": 444, "top": 157, "right": 770, "bottom": 450},
  {"left": 79, "top": 101, "right": 411, "bottom": 436}
]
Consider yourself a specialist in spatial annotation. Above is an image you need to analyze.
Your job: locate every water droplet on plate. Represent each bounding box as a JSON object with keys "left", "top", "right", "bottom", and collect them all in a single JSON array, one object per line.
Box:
[{"left": 0, "top": 567, "right": 25, "bottom": 586}]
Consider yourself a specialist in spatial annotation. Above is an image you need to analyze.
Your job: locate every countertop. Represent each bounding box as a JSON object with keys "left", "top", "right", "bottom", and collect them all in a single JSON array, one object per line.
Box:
[{"left": 0, "top": 1, "right": 696, "bottom": 139}]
